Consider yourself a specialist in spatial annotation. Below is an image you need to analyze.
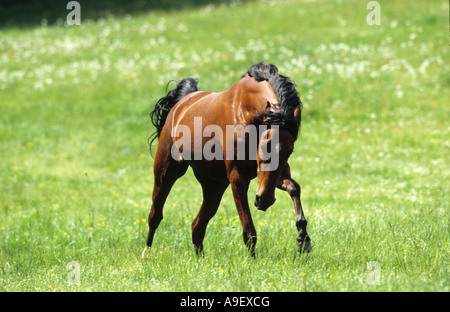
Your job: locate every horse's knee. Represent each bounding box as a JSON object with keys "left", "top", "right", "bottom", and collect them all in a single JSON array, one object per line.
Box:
[{"left": 287, "top": 180, "right": 301, "bottom": 197}]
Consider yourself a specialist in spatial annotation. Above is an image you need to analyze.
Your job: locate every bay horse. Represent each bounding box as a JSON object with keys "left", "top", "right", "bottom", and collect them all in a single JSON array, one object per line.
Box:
[{"left": 142, "top": 62, "right": 311, "bottom": 258}]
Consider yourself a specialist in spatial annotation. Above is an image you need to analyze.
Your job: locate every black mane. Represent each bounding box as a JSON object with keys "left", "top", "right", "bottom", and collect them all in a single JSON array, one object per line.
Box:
[{"left": 244, "top": 62, "right": 302, "bottom": 141}]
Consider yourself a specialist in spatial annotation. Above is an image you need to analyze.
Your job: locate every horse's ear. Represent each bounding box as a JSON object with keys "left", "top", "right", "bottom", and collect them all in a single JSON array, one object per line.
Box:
[{"left": 266, "top": 101, "right": 280, "bottom": 112}]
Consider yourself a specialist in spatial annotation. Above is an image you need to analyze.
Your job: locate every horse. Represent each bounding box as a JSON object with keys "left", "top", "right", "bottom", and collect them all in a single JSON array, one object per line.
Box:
[{"left": 142, "top": 62, "right": 311, "bottom": 258}]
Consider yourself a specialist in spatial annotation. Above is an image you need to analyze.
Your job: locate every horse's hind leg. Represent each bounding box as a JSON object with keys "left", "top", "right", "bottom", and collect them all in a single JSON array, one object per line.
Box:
[
  {"left": 143, "top": 149, "right": 188, "bottom": 258},
  {"left": 191, "top": 173, "right": 229, "bottom": 255}
]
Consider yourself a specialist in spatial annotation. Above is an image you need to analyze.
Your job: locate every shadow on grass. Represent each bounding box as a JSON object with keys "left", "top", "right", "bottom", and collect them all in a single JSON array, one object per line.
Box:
[{"left": 0, "top": 0, "right": 249, "bottom": 29}]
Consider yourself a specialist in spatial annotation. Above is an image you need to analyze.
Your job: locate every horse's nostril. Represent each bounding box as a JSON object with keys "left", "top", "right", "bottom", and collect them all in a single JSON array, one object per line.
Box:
[{"left": 254, "top": 195, "right": 261, "bottom": 207}]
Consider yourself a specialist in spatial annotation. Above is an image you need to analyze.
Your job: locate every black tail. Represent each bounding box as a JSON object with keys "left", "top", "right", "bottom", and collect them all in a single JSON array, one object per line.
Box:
[{"left": 149, "top": 78, "right": 199, "bottom": 150}]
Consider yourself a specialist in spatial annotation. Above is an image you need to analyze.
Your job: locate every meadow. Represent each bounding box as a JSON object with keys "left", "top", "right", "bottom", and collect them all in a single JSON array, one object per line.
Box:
[{"left": 0, "top": 0, "right": 448, "bottom": 292}]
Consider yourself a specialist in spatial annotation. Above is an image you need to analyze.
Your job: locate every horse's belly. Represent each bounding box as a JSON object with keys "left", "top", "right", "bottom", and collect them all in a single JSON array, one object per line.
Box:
[{"left": 186, "top": 159, "right": 228, "bottom": 182}]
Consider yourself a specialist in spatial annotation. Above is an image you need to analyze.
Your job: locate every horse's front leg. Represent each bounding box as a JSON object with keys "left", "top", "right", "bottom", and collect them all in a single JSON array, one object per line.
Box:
[
  {"left": 277, "top": 164, "right": 312, "bottom": 253},
  {"left": 229, "top": 169, "right": 257, "bottom": 257}
]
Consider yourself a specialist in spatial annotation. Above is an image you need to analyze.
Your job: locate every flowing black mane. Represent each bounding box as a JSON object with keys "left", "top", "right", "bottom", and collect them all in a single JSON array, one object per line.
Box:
[{"left": 244, "top": 62, "right": 302, "bottom": 141}]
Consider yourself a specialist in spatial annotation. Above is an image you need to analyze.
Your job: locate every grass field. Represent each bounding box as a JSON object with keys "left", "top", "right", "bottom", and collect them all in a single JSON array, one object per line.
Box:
[{"left": 1, "top": 0, "right": 448, "bottom": 292}]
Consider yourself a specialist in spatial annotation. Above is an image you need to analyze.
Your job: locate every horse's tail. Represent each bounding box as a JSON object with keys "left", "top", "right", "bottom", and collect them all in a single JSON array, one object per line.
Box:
[{"left": 149, "top": 78, "right": 199, "bottom": 149}]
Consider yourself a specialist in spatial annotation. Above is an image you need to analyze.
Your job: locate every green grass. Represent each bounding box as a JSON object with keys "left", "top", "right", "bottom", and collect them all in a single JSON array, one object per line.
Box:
[{"left": 1, "top": 0, "right": 448, "bottom": 292}]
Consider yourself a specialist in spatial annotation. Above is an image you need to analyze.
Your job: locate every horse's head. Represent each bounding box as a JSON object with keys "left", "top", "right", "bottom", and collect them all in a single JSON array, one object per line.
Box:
[{"left": 255, "top": 127, "right": 294, "bottom": 211}]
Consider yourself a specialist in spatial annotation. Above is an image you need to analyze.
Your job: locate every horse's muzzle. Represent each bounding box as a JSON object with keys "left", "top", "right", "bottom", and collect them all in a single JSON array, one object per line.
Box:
[{"left": 254, "top": 195, "right": 276, "bottom": 211}]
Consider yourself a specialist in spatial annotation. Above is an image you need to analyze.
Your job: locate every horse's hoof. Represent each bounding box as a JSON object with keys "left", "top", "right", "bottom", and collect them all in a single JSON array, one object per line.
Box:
[
  {"left": 141, "top": 246, "right": 151, "bottom": 259},
  {"left": 194, "top": 245, "right": 204, "bottom": 256},
  {"left": 297, "top": 238, "right": 312, "bottom": 253}
]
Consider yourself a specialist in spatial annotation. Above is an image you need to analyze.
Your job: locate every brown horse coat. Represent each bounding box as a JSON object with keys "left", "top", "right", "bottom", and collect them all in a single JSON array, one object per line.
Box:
[{"left": 143, "top": 63, "right": 311, "bottom": 257}]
